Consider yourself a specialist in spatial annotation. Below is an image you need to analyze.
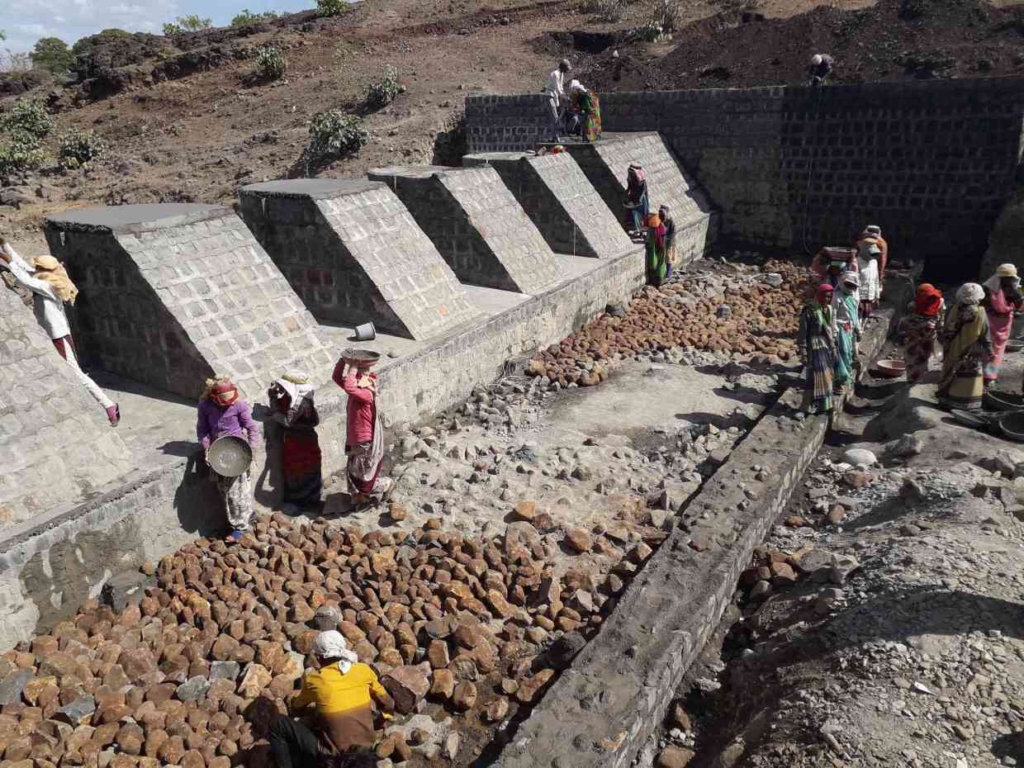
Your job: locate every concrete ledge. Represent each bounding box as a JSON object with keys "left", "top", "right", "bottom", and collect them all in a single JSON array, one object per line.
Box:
[
  {"left": 0, "top": 247, "right": 645, "bottom": 650},
  {"left": 492, "top": 277, "right": 908, "bottom": 768}
]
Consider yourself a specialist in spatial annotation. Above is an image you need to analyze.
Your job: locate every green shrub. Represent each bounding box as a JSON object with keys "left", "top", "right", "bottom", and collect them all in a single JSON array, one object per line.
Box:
[
  {"left": 366, "top": 65, "right": 401, "bottom": 109},
  {"left": 57, "top": 128, "right": 106, "bottom": 170},
  {"left": 0, "top": 100, "right": 54, "bottom": 140},
  {"left": 316, "top": 0, "right": 349, "bottom": 17},
  {"left": 303, "top": 109, "right": 367, "bottom": 171},
  {"left": 163, "top": 15, "right": 213, "bottom": 35},
  {"left": 333, "top": 40, "right": 350, "bottom": 61},
  {"left": 0, "top": 134, "right": 45, "bottom": 177},
  {"left": 231, "top": 8, "right": 279, "bottom": 26},
  {"left": 634, "top": 19, "right": 664, "bottom": 42},
  {"left": 255, "top": 46, "right": 287, "bottom": 80}
]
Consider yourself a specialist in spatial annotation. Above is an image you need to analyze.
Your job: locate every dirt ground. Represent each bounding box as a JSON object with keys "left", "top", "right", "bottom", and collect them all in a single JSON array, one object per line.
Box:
[{"left": 648, "top": 336, "right": 1024, "bottom": 767}]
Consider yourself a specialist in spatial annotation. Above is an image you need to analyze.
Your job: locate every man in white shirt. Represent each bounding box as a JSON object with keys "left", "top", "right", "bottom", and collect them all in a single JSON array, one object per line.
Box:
[
  {"left": 544, "top": 59, "right": 571, "bottom": 140},
  {"left": 0, "top": 239, "right": 120, "bottom": 426}
]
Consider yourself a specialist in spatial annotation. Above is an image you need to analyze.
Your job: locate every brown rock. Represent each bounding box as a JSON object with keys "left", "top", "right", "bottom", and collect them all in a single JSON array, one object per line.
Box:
[
  {"left": 452, "top": 681, "right": 477, "bottom": 711},
  {"left": 513, "top": 501, "right": 536, "bottom": 522},
  {"left": 827, "top": 505, "right": 847, "bottom": 525},
  {"left": 381, "top": 665, "right": 430, "bottom": 715},
  {"left": 769, "top": 562, "right": 798, "bottom": 583},
  {"left": 116, "top": 722, "right": 145, "bottom": 756},
  {"left": 429, "top": 669, "right": 455, "bottom": 700},
  {"left": 485, "top": 697, "right": 509, "bottom": 722},
  {"left": 237, "top": 664, "right": 272, "bottom": 699},
  {"left": 843, "top": 471, "right": 874, "bottom": 489},
  {"left": 22, "top": 676, "right": 57, "bottom": 706},
  {"left": 427, "top": 640, "right": 450, "bottom": 670},
  {"left": 669, "top": 702, "right": 691, "bottom": 731},
  {"left": 783, "top": 515, "right": 809, "bottom": 528},
  {"left": 564, "top": 528, "right": 592, "bottom": 553},
  {"left": 656, "top": 746, "right": 695, "bottom": 768},
  {"left": 144, "top": 729, "right": 169, "bottom": 758},
  {"left": 485, "top": 590, "right": 515, "bottom": 619},
  {"left": 181, "top": 749, "right": 206, "bottom": 768},
  {"left": 516, "top": 669, "right": 554, "bottom": 704},
  {"left": 388, "top": 503, "right": 408, "bottom": 522},
  {"left": 118, "top": 649, "right": 157, "bottom": 681}
]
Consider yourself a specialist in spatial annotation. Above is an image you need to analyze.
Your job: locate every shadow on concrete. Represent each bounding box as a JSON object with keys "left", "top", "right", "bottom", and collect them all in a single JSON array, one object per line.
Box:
[
  {"left": 712, "top": 385, "right": 773, "bottom": 406},
  {"left": 158, "top": 440, "right": 199, "bottom": 458},
  {"left": 173, "top": 451, "right": 226, "bottom": 537}
]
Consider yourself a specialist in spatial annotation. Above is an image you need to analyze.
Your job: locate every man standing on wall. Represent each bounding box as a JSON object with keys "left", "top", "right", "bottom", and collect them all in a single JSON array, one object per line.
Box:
[{"left": 543, "top": 59, "right": 571, "bottom": 141}]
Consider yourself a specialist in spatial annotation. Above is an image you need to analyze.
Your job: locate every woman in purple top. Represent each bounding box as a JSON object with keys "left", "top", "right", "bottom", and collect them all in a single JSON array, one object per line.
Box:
[{"left": 197, "top": 376, "right": 260, "bottom": 542}]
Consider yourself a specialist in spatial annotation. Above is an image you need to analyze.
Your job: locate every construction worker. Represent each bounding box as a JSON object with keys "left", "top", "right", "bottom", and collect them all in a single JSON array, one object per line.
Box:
[{"left": 808, "top": 54, "right": 834, "bottom": 86}]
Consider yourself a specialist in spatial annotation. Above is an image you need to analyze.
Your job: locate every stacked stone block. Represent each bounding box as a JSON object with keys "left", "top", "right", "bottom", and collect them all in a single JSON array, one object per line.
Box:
[
  {"left": 0, "top": 284, "right": 133, "bottom": 529},
  {"left": 465, "top": 93, "right": 550, "bottom": 153},
  {"left": 239, "top": 179, "right": 479, "bottom": 339},
  {"left": 369, "top": 166, "right": 559, "bottom": 294},
  {"left": 463, "top": 151, "right": 634, "bottom": 259},
  {"left": 45, "top": 204, "right": 331, "bottom": 401},
  {"left": 561, "top": 133, "right": 718, "bottom": 264}
]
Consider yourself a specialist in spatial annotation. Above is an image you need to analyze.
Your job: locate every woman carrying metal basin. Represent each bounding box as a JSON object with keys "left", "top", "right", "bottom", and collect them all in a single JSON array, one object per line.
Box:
[
  {"left": 333, "top": 349, "right": 392, "bottom": 507},
  {"left": 197, "top": 375, "right": 261, "bottom": 542}
]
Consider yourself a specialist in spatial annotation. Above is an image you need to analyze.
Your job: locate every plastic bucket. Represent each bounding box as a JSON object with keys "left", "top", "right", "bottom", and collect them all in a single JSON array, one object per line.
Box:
[{"left": 354, "top": 322, "right": 376, "bottom": 341}]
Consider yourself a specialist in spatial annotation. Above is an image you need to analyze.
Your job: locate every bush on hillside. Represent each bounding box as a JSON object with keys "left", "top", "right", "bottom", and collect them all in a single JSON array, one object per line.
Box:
[
  {"left": 57, "top": 128, "right": 106, "bottom": 170},
  {"left": 317, "top": 0, "right": 349, "bottom": 17},
  {"left": 0, "top": 99, "right": 53, "bottom": 140},
  {"left": 366, "top": 65, "right": 401, "bottom": 109},
  {"left": 31, "top": 37, "right": 74, "bottom": 75},
  {"left": 231, "top": 9, "right": 279, "bottom": 26},
  {"left": 163, "top": 15, "right": 213, "bottom": 35},
  {"left": 0, "top": 134, "right": 45, "bottom": 177},
  {"left": 301, "top": 109, "right": 367, "bottom": 173},
  {"left": 255, "top": 46, "right": 287, "bottom": 80}
]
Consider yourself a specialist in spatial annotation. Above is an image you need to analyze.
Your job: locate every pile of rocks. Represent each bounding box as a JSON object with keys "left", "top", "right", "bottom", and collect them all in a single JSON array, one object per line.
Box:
[
  {"left": 0, "top": 513, "right": 659, "bottom": 768},
  {"left": 525, "top": 261, "right": 808, "bottom": 389}
]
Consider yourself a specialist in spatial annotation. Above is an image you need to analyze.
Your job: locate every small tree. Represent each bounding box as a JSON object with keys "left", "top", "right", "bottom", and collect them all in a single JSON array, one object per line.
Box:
[
  {"left": 316, "top": 0, "right": 348, "bottom": 17},
  {"left": 31, "top": 37, "right": 73, "bottom": 75},
  {"left": 58, "top": 128, "right": 106, "bottom": 170},
  {"left": 366, "top": 65, "right": 401, "bottom": 109},
  {"left": 163, "top": 15, "right": 213, "bottom": 35},
  {"left": 302, "top": 109, "right": 367, "bottom": 172},
  {"left": 255, "top": 46, "right": 287, "bottom": 80}
]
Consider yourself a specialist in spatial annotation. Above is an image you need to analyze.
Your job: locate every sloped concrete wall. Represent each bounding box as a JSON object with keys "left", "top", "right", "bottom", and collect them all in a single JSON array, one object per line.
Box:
[
  {"left": 369, "top": 166, "right": 560, "bottom": 294},
  {"left": 0, "top": 284, "right": 133, "bottom": 531},
  {"left": 564, "top": 133, "right": 719, "bottom": 264},
  {"left": 464, "top": 151, "right": 634, "bottom": 259},
  {"left": 239, "top": 179, "right": 479, "bottom": 339},
  {"left": 45, "top": 204, "right": 331, "bottom": 401}
]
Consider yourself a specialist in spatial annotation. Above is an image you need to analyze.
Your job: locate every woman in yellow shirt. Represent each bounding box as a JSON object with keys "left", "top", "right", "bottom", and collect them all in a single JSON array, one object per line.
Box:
[{"left": 269, "top": 631, "right": 394, "bottom": 767}]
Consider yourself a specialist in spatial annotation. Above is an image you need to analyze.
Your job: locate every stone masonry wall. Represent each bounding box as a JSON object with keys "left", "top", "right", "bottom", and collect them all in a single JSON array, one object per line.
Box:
[
  {"left": 46, "top": 205, "right": 332, "bottom": 401},
  {"left": 238, "top": 180, "right": 479, "bottom": 339},
  {"left": 465, "top": 93, "right": 550, "bottom": 152},
  {"left": 463, "top": 151, "right": 635, "bottom": 259},
  {"left": 370, "top": 166, "right": 560, "bottom": 294},
  {"left": 0, "top": 285, "right": 133, "bottom": 530},
  {"left": 466, "top": 79, "right": 1024, "bottom": 272}
]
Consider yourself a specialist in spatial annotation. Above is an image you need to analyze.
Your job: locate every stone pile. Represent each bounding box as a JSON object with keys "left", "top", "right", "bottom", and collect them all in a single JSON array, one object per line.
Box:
[
  {"left": 0, "top": 513, "right": 660, "bottom": 768},
  {"left": 526, "top": 261, "right": 808, "bottom": 389}
]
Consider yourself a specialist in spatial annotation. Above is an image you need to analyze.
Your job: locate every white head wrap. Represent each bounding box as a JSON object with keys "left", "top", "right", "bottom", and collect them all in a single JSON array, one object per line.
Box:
[
  {"left": 313, "top": 630, "right": 359, "bottom": 673},
  {"left": 841, "top": 271, "right": 860, "bottom": 290},
  {"left": 811, "top": 54, "right": 823, "bottom": 66},
  {"left": 569, "top": 79, "right": 586, "bottom": 93},
  {"left": 956, "top": 283, "right": 985, "bottom": 305},
  {"left": 274, "top": 370, "right": 315, "bottom": 404},
  {"left": 865, "top": 225, "right": 881, "bottom": 236}
]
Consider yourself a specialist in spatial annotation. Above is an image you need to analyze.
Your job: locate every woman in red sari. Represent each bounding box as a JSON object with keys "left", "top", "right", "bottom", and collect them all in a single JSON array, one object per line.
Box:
[
  {"left": 333, "top": 356, "right": 393, "bottom": 505},
  {"left": 982, "top": 264, "right": 1023, "bottom": 386},
  {"left": 268, "top": 371, "right": 322, "bottom": 509}
]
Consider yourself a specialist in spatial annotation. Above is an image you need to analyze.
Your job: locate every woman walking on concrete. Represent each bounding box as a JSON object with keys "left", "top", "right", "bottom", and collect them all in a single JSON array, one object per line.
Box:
[
  {"left": 334, "top": 356, "right": 392, "bottom": 506},
  {"left": 197, "top": 375, "right": 260, "bottom": 541},
  {"left": 937, "top": 284, "right": 991, "bottom": 412},
  {"left": 268, "top": 371, "right": 322, "bottom": 510},
  {"left": 832, "top": 271, "right": 861, "bottom": 395},
  {"left": 623, "top": 163, "right": 649, "bottom": 238}
]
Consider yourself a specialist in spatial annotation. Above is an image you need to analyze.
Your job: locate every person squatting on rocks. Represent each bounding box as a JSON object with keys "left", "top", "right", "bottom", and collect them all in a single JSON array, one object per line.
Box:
[
  {"left": 808, "top": 53, "right": 834, "bottom": 86},
  {"left": 565, "top": 79, "right": 602, "bottom": 142},
  {"left": 645, "top": 212, "right": 668, "bottom": 287},
  {"left": 799, "top": 283, "right": 837, "bottom": 414},
  {"left": 899, "top": 283, "right": 944, "bottom": 382},
  {"left": 0, "top": 239, "right": 120, "bottom": 426},
  {"left": 268, "top": 370, "right": 322, "bottom": 511},
  {"left": 832, "top": 271, "right": 861, "bottom": 396},
  {"left": 197, "top": 375, "right": 260, "bottom": 542},
  {"left": 543, "top": 58, "right": 571, "bottom": 140},
  {"left": 624, "top": 162, "right": 649, "bottom": 238},
  {"left": 659, "top": 205, "right": 677, "bottom": 279},
  {"left": 982, "top": 263, "right": 1023, "bottom": 386},
  {"left": 856, "top": 237, "right": 883, "bottom": 318},
  {"left": 937, "top": 283, "right": 992, "bottom": 412},
  {"left": 334, "top": 356, "right": 393, "bottom": 505},
  {"left": 269, "top": 630, "right": 393, "bottom": 768}
]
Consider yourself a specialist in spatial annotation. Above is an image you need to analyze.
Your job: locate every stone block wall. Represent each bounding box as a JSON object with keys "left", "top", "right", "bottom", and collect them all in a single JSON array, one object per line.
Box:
[
  {"left": 466, "top": 78, "right": 1024, "bottom": 272},
  {"left": 463, "top": 151, "right": 634, "bottom": 259},
  {"left": 369, "top": 166, "right": 560, "bottom": 294},
  {"left": 0, "top": 284, "right": 133, "bottom": 530},
  {"left": 45, "top": 204, "right": 332, "bottom": 401},
  {"left": 465, "top": 93, "right": 550, "bottom": 152},
  {"left": 238, "top": 180, "right": 479, "bottom": 339}
]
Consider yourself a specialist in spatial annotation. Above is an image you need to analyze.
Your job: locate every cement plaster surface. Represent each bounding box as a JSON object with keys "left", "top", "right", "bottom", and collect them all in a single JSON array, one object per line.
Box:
[
  {"left": 242, "top": 178, "right": 383, "bottom": 198},
  {"left": 47, "top": 203, "right": 218, "bottom": 230}
]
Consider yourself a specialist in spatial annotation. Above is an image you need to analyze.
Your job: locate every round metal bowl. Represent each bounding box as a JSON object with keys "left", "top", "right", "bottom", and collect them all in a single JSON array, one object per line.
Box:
[
  {"left": 983, "top": 389, "right": 1024, "bottom": 412},
  {"left": 1006, "top": 340, "right": 1024, "bottom": 353},
  {"left": 208, "top": 435, "right": 253, "bottom": 478},
  {"left": 873, "top": 359, "right": 907, "bottom": 379},
  {"left": 1000, "top": 412, "right": 1024, "bottom": 442},
  {"left": 343, "top": 348, "right": 381, "bottom": 366}
]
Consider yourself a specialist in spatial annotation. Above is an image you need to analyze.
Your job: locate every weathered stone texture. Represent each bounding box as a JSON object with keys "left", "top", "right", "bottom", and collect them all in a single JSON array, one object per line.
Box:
[
  {"left": 465, "top": 93, "right": 549, "bottom": 152},
  {"left": 239, "top": 180, "right": 479, "bottom": 339},
  {"left": 368, "top": 166, "right": 559, "bottom": 294},
  {"left": 463, "top": 152, "right": 634, "bottom": 259},
  {"left": 0, "top": 286, "right": 132, "bottom": 529},
  {"left": 45, "top": 205, "right": 331, "bottom": 400}
]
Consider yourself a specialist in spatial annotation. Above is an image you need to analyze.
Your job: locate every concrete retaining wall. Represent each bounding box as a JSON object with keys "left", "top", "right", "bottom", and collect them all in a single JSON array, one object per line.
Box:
[
  {"left": 466, "top": 78, "right": 1024, "bottom": 272},
  {"left": 238, "top": 179, "right": 479, "bottom": 339},
  {"left": 369, "top": 165, "right": 560, "bottom": 294},
  {"left": 0, "top": 248, "right": 645, "bottom": 649},
  {"left": 463, "top": 151, "right": 634, "bottom": 259},
  {"left": 45, "top": 204, "right": 331, "bottom": 401}
]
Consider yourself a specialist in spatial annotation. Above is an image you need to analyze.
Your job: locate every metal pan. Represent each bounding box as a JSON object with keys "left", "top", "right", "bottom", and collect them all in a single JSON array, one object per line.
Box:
[{"left": 208, "top": 435, "right": 253, "bottom": 478}]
